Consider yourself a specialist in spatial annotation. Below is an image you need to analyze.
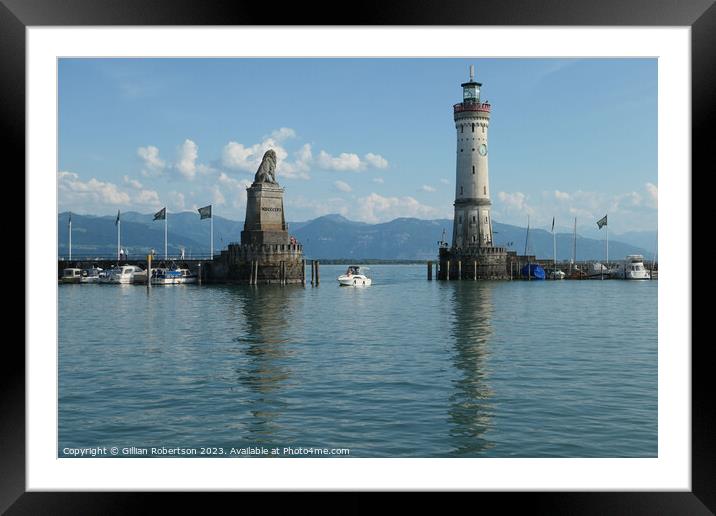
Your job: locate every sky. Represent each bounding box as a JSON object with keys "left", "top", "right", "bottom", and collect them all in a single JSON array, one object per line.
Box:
[{"left": 58, "top": 58, "right": 657, "bottom": 234}]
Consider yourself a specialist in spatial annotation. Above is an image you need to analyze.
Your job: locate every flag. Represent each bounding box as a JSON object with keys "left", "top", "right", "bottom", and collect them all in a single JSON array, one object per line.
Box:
[
  {"left": 154, "top": 207, "right": 166, "bottom": 221},
  {"left": 115, "top": 210, "right": 120, "bottom": 226},
  {"left": 551, "top": 217, "right": 555, "bottom": 232},
  {"left": 596, "top": 214, "right": 607, "bottom": 229},
  {"left": 198, "top": 205, "right": 212, "bottom": 220}
]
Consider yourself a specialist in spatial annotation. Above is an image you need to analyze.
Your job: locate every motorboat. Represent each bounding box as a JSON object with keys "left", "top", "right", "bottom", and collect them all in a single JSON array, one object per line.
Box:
[
  {"left": 151, "top": 267, "right": 197, "bottom": 285},
  {"left": 609, "top": 255, "right": 651, "bottom": 280},
  {"left": 100, "top": 265, "right": 145, "bottom": 284},
  {"left": 80, "top": 266, "right": 103, "bottom": 283},
  {"left": 337, "top": 265, "right": 372, "bottom": 286},
  {"left": 61, "top": 268, "right": 82, "bottom": 283}
]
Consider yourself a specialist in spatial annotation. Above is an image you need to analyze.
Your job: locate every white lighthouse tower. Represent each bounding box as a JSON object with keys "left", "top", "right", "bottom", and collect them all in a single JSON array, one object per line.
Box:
[
  {"left": 452, "top": 64, "right": 493, "bottom": 249},
  {"left": 439, "top": 65, "right": 507, "bottom": 280}
]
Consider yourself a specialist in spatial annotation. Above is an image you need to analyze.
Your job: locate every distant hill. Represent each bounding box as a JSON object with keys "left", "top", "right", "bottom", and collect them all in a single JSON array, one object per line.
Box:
[{"left": 59, "top": 211, "right": 650, "bottom": 261}]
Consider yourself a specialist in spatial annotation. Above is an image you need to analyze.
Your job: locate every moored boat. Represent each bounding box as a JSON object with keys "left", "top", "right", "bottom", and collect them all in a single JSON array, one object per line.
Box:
[
  {"left": 61, "top": 268, "right": 82, "bottom": 283},
  {"left": 100, "top": 265, "right": 145, "bottom": 284},
  {"left": 609, "top": 255, "right": 651, "bottom": 280},
  {"left": 79, "top": 266, "right": 103, "bottom": 283}
]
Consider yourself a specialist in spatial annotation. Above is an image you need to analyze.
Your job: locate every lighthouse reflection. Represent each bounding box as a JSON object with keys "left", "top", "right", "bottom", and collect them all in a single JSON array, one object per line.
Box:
[
  {"left": 447, "top": 281, "right": 495, "bottom": 456},
  {"left": 230, "top": 285, "right": 298, "bottom": 444}
]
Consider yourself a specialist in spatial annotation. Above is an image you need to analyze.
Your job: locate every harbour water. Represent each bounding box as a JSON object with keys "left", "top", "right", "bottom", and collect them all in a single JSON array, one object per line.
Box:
[{"left": 59, "top": 265, "right": 657, "bottom": 457}]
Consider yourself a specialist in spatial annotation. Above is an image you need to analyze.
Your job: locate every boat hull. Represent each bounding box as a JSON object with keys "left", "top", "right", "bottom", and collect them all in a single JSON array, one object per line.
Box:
[{"left": 337, "top": 275, "right": 372, "bottom": 286}]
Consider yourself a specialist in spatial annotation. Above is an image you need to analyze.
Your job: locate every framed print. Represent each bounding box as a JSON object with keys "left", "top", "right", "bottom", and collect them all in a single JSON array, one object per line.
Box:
[{"left": 5, "top": 0, "right": 710, "bottom": 512}]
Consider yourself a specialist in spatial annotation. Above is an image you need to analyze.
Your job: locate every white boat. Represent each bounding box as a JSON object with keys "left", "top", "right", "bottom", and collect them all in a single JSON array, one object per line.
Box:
[
  {"left": 79, "top": 266, "right": 103, "bottom": 283},
  {"left": 61, "top": 268, "right": 82, "bottom": 283},
  {"left": 547, "top": 269, "right": 566, "bottom": 280},
  {"left": 100, "top": 265, "right": 145, "bottom": 284},
  {"left": 337, "top": 265, "right": 372, "bottom": 287},
  {"left": 585, "top": 262, "right": 610, "bottom": 279},
  {"left": 151, "top": 267, "right": 197, "bottom": 285},
  {"left": 609, "top": 255, "right": 651, "bottom": 280}
]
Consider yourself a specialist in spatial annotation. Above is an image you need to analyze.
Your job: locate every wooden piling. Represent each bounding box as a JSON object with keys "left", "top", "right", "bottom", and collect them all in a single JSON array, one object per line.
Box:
[
  {"left": 446, "top": 260, "right": 450, "bottom": 281},
  {"left": 474, "top": 260, "right": 477, "bottom": 281},
  {"left": 427, "top": 261, "right": 432, "bottom": 280},
  {"left": 147, "top": 254, "right": 152, "bottom": 289},
  {"left": 310, "top": 260, "right": 315, "bottom": 285},
  {"left": 197, "top": 261, "right": 202, "bottom": 285},
  {"left": 457, "top": 260, "right": 462, "bottom": 280},
  {"left": 302, "top": 259, "right": 306, "bottom": 285},
  {"left": 315, "top": 260, "right": 320, "bottom": 285}
]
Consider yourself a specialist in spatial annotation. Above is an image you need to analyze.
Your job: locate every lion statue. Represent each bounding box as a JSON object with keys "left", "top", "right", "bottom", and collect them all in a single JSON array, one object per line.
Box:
[{"left": 253, "top": 149, "right": 278, "bottom": 184}]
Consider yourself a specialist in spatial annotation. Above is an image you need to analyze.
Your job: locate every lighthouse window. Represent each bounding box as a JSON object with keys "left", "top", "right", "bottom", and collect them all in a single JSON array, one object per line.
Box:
[
  {"left": 483, "top": 186, "right": 486, "bottom": 194},
  {"left": 472, "top": 165, "right": 475, "bottom": 175},
  {"left": 460, "top": 186, "right": 463, "bottom": 195},
  {"left": 461, "top": 125, "right": 464, "bottom": 133},
  {"left": 472, "top": 124, "right": 475, "bottom": 133},
  {"left": 472, "top": 215, "right": 476, "bottom": 222},
  {"left": 472, "top": 235, "right": 476, "bottom": 242}
]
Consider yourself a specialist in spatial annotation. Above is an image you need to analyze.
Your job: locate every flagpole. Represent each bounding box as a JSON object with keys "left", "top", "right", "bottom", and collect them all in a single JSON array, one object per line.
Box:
[
  {"left": 552, "top": 218, "right": 556, "bottom": 279},
  {"left": 210, "top": 211, "right": 213, "bottom": 260},
  {"left": 117, "top": 218, "right": 121, "bottom": 262},
  {"left": 164, "top": 210, "right": 168, "bottom": 261},
  {"left": 68, "top": 213, "right": 72, "bottom": 261},
  {"left": 606, "top": 214, "right": 609, "bottom": 268}
]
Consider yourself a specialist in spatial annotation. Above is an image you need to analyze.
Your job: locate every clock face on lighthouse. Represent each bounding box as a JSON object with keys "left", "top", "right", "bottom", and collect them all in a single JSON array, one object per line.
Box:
[{"left": 479, "top": 144, "right": 487, "bottom": 156}]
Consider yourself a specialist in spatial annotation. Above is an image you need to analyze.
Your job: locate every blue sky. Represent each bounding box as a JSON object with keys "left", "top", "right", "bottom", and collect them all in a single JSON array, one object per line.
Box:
[{"left": 58, "top": 58, "right": 657, "bottom": 233}]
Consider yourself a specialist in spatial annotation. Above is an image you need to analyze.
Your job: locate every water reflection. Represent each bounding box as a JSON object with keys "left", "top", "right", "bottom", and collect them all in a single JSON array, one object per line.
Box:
[
  {"left": 447, "top": 282, "right": 495, "bottom": 456},
  {"left": 229, "top": 285, "right": 297, "bottom": 444}
]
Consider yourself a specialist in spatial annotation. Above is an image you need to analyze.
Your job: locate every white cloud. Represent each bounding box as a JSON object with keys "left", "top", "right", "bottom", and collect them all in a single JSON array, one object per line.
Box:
[
  {"left": 364, "top": 153, "right": 389, "bottom": 169},
  {"left": 59, "top": 171, "right": 131, "bottom": 206},
  {"left": 168, "top": 191, "right": 186, "bottom": 211},
  {"left": 280, "top": 143, "right": 312, "bottom": 180},
  {"left": 316, "top": 150, "right": 389, "bottom": 172},
  {"left": 421, "top": 185, "right": 436, "bottom": 193},
  {"left": 645, "top": 182, "right": 658, "bottom": 207},
  {"left": 212, "top": 185, "right": 226, "bottom": 206},
  {"left": 218, "top": 172, "right": 253, "bottom": 207},
  {"left": 373, "top": 177, "right": 385, "bottom": 184},
  {"left": 554, "top": 190, "right": 571, "bottom": 201},
  {"left": 286, "top": 195, "right": 350, "bottom": 218},
  {"left": 123, "top": 175, "right": 143, "bottom": 190},
  {"left": 355, "top": 193, "right": 440, "bottom": 223},
  {"left": 133, "top": 189, "right": 162, "bottom": 208},
  {"left": 440, "top": 178, "right": 450, "bottom": 185},
  {"left": 334, "top": 180, "right": 352, "bottom": 193},
  {"left": 137, "top": 145, "right": 166, "bottom": 176},
  {"left": 176, "top": 139, "right": 199, "bottom": 180},
  {"left": 316, "top": 150, "right": 363, "bottom": 171},
  {"left": 270, "top": 127, "right": 297, "bottom": 141},
  {"left": 497, "top": 191, "right": 532, "bottom": 215}
]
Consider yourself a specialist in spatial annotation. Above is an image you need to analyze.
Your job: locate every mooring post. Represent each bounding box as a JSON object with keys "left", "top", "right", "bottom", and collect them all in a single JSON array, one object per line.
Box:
[
  {"left": 446, "top": 260, "right": 450, "bottom": 281},
  {"left": 474, "top": 260, "right": 477, "bottom": 280},
  {"left": 197, "top": 261, "right": 202, "bottom": 285},
  {"left": 147, "top": 254, "right": 152, "bottom": 289},
  {"left": 458, "top": 260, "right": 462, "bottom": 280},
  {"left": 315, "top": 261, "right": 320, "bottom": 286},
  {"left": 302, "top": 259, "right": 306, "bottom": 285},
  {"left": 427, "top": 261, "right": 432, "bottom": 280}
]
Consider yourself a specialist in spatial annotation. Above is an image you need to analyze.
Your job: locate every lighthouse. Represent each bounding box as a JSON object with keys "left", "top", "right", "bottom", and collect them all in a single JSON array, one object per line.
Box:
[
  {"left": 452, "top": 64, "right": 493, "bottom": 249},
  {"left": 438, "top": 65, "right": 508, "bottom": 280}
]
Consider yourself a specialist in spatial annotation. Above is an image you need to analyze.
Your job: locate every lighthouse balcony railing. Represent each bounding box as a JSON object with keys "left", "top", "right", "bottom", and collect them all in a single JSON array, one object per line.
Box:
[{"left": 453, "top": 102, "right": 491, "bottom": 114}]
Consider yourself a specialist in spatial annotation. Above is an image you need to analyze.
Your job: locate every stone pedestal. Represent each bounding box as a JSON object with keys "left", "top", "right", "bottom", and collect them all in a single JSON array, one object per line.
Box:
[
  {"left": 241, "top": 183, "right": 289, "bottom": 246},
  {"left": 206, "top": 175, "right": 305, "bottom": 284}
]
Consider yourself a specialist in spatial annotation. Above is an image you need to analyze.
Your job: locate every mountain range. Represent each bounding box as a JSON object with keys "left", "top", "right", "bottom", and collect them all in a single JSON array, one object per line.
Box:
[{"left": 58, "top": 211, "right": 655, "bottom": 261}]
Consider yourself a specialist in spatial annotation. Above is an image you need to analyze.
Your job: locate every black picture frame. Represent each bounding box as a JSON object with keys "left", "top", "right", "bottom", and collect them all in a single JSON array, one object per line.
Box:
[{"left": 5, "top": 0, "right": 707, "bottom": 512}]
